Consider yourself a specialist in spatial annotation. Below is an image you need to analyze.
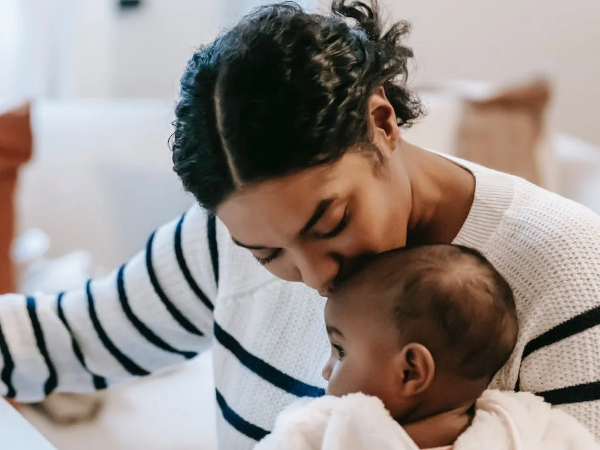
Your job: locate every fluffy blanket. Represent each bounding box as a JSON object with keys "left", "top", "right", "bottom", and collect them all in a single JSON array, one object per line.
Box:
[{"left": 255, "top": 390, "right": 599, "bottom": 450}]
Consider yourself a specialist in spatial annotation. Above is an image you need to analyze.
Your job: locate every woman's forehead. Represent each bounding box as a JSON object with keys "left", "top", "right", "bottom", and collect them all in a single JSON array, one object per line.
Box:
[
  {"left": 219, "top": 169, "right": 330, "bottom": 228},
  {"left": 216, "top": 155, "right": 369, "bottom": 244}
]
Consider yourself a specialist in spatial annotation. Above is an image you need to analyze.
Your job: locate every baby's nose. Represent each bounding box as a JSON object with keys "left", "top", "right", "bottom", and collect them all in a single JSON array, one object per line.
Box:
[{"left": 322, "top": 362, "right": 332, "bottom": 381}]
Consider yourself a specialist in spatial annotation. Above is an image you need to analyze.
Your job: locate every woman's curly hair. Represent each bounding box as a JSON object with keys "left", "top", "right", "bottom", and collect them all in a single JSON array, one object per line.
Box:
[{"left": 171, "top": 1, "right": 424, "bottom": 212}]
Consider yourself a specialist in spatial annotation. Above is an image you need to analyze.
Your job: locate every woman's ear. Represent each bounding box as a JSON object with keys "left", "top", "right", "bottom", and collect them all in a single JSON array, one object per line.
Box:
[
  {"left": 395, "top": 343, "right": 435, "bottom": 397},
  {"left": 368, "top": 87, "right": 400, "bottom": 154}
]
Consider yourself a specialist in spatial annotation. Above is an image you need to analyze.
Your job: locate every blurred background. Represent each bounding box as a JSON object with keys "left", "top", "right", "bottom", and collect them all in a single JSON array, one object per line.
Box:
[
  {"left": 0, "top": 1, "right": 599, "bottom": 449},
  {"left": 2, "top": 0, "right": 599, "bottom": 142}
]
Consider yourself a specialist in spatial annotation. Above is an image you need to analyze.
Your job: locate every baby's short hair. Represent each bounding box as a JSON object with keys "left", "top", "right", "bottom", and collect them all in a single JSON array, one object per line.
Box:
[{"left": 334, "top": 244, "right": 518, "bottom": 381}]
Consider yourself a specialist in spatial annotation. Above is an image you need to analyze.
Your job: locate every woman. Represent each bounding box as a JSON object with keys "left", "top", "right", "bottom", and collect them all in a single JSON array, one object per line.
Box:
[{"left": 0, "top": 1, "right": 598, "bottom": 448}]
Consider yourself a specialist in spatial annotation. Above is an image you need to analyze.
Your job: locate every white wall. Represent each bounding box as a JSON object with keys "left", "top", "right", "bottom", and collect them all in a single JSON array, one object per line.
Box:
[
  {"left": 0, "top": 0, "right": 22, "bottom": 99},
  {"left": 52, "top": 0, "right": 116, "bottom": 98},
  {"left": 113, "top": 0, "right": 316, "bottom": 98},
  {"left": 374, "top": 0, "right": 600, "bottom": 145},
  {"left": 0, "top": 0, "right": 117, "bottom": 99},
  {"left": 114, "top": 0, "right": 223, "bottom": 98},
  {"left": 114, "top": 0, "right": 600, "bottom": 143},
  {"left": 6, "top": 0, "right": 598, "bottom": 143}
]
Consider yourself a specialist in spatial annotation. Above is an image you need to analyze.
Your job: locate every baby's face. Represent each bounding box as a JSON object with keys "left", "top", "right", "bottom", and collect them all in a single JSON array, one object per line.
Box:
[{"left": 322, "top": 288, "right": 405, "bottom": 412}]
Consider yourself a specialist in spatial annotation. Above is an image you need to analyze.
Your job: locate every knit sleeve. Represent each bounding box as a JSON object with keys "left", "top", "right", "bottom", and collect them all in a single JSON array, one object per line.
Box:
[
  {"left": 516, "top": 200, "right": 600, "bottom": 439},
  {"left": 0, "top": 204, "right": 218, "bottom": 402},
  {"left": 519, "top": 327, "right": 600, "bottom": 439}
]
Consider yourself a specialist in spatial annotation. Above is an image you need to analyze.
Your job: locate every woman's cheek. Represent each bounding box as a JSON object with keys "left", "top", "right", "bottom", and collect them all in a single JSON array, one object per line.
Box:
[
  {"left": 262, "top": 259, "right": 300, "bottom": 283},
  {"left": 351, "top": 210, "right": 392, "bottom": 254},
  {"left": 338, "top": 223, "right": 379, "bottom": 258}
]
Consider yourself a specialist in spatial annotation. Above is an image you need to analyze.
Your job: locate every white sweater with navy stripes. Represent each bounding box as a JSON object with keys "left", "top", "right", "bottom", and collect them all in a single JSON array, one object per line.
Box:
[{"left": 1, "top": 158, "right": 599, "bottom": 449}]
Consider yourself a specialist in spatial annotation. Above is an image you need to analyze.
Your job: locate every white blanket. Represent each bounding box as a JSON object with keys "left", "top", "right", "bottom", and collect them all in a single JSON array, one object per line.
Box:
[{"left": 255, "top": 390, "right": 600, "bottom": 450}]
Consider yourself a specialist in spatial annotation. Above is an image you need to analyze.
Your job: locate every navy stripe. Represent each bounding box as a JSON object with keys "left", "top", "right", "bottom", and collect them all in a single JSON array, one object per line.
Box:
[
  {"left": 538, "top": 380, "right": 600, "bottom": 405},
  {"left": 216, "top": 389, "right": 269, "bottom": 441},
  {"left": 145, "top": 231, "right": 203, "bottom": 336},
  {"left": 207, "top": 214, "right": 219, "bottom": 286},
  {"left": 116, "top": 265, "right": 196, "bottom": 359},
  {"left": 57, "top": 293, "right": 107, "bottom": 390},
  {"left": 214, "top": 322, "right": 325, "bottom": 398},
  {"left": 85, "top": 280, "right": 149, "bottom": 376},
  {"left": 0, "top": 319, "right": 16, "bottom": 398},
  {"left": 26, "top": 297, "right": 58, "bottom": 395},
  {"left": 523, "top": 304, "right": 600, "bottom": 360},
  {"left": 174, "top": 213, "right": 214, "bottom": 311}
]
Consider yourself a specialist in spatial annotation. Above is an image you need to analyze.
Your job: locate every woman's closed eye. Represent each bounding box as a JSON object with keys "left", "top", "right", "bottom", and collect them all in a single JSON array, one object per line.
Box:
[
  {"left": 254, "top": 248, "right": 282, "bottom": 266},
  {"left": 317, "top": 209, "right": 349, "bottom": 239},
  {"left": 253, "top": 208, "right": 349, "bottom": 266}
]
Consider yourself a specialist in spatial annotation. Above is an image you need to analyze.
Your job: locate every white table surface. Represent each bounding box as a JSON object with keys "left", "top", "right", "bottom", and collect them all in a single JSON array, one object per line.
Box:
[{"left": 0, "top": 398, "right": 57, "bottom": 449}]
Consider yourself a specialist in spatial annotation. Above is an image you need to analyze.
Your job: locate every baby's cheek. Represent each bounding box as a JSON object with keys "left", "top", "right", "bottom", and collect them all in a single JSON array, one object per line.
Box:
[
  {"left": 328, "top": 364, "right": 363, "bottom": 397},
  {"left": 325, "top": 379, "right": 342, "bottom": 397},
  {"left": 325, "top": 365, "right": 345, "bottom": 396}
]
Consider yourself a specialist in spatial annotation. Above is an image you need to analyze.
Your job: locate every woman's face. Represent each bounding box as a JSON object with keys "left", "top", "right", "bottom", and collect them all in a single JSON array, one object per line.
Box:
[{"left": 217, "top": 149, "right": 412, "bottom": 295}]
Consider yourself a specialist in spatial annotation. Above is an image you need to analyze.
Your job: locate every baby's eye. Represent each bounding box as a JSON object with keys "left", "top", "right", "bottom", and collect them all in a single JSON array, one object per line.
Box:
[{"left": 332, "top": 343, "right": 345, "bottom": 360}]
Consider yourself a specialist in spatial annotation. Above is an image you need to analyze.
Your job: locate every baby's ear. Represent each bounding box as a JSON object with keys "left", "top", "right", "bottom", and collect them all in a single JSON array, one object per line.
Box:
[{"left": 395, "top": 343, "right": 435, "bottom": 397}]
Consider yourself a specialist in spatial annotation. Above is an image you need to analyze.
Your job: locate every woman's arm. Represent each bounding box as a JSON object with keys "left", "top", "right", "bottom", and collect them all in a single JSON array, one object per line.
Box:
[
  {"left": 517, "top": 208, "right": 600, "bottom": 440},
  {"left": 519, "top": 324, "right": 600, "bottom": 439},
  {"left": 0, "top": 204, "right": 218, "bottom": 401}
]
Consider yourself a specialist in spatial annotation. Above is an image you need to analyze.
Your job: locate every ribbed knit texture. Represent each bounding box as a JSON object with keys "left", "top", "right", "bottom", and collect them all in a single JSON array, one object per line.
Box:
[{"left": 0, "top": 156, "right": 598, "bottom": 449}]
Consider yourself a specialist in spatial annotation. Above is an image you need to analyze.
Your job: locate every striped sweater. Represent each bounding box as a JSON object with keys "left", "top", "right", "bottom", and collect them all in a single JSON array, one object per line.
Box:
[{"left": 0, "top": 157, "right": 599, "bottom": 449}]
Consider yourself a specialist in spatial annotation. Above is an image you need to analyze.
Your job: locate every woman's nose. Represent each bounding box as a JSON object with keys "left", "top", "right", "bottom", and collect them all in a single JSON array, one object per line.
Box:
[{"left": 298, "top": 251, "right": 340, "bottom": 295}]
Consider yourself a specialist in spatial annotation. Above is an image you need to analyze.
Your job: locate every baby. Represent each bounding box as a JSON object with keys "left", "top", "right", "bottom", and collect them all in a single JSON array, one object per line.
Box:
[
  {"left": 257, "top": 244, "right": 599, "bottom": 450},
  {"left": 322, "top": 244, "right": 517, "bottom": 448}
]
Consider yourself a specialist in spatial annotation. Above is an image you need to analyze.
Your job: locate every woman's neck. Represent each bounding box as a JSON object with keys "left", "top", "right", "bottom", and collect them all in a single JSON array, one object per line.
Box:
[{"left": 400, "top": 144, "right": 475, "bottom": 246}]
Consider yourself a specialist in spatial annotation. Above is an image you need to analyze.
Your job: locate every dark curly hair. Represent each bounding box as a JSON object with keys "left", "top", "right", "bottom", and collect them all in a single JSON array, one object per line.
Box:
[{"left": 171, "top": 1, "right": 424, "bottom": 212}]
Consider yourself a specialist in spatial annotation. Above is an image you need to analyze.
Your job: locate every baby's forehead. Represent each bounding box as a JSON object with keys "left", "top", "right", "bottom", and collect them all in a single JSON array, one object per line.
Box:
[
  {"left": 325, "top": 287, "right": 404, "bottom": 347},
  {"left": 325, "top": 283, "right": 393, "bottom": 323}
]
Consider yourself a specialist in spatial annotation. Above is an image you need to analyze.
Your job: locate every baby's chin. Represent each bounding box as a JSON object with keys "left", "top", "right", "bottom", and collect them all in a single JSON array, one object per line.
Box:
[
  {"left": 324, "top": 385, "right": 349, "bottom": 397},
  {"left": 325, "top": 386, "right": 379, "bottom": 400}
]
